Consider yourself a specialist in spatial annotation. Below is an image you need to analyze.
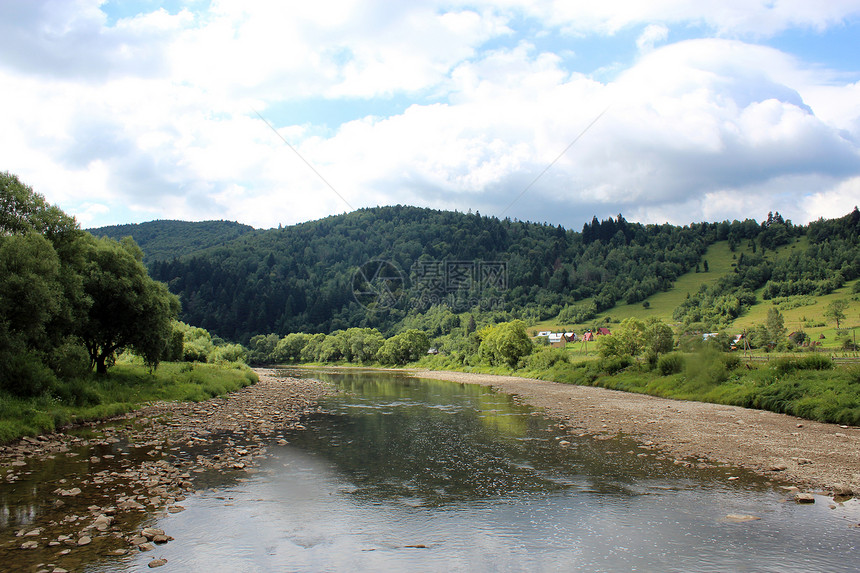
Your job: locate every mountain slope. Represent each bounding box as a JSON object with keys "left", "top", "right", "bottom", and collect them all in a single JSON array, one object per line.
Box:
[
  {"left": 88, "top": 220, "right": 255, "bottom": 263},
  {"left": 111, "top": 206, "right": 857, "bottom": 344},
  {"left": 146, "top": 206, "right": 717, "bottom": 340}
]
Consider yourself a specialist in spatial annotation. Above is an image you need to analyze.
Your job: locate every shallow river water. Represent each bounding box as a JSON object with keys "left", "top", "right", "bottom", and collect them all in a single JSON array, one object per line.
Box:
[
  {"left": 1, "top": 369, "right": 858, "bottom": 572},
  {"left": 124, "top": 369, "right": 858, "bottom": 572}
]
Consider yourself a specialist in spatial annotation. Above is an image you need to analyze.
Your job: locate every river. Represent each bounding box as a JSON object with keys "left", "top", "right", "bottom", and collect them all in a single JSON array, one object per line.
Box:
[
  {"left": 2, "top": 368, "right": 859, "bottom": 572},
  {"left": 130, "top": 369, "right": 859, "bottom": 572}
]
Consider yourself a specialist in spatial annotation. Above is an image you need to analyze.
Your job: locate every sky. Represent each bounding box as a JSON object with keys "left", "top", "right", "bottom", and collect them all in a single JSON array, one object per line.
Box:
[{"left": 2, "top": 1, "right": 860, "bottom": 231}]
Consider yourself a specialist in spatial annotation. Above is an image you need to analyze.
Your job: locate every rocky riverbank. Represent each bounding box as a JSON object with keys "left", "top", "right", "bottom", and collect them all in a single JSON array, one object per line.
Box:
[
  {"left": 0, "top": 369, "right": 332, "bottom": 572},
  {"left": 412, "top": 369, "right": 860, "bottom": 497}
]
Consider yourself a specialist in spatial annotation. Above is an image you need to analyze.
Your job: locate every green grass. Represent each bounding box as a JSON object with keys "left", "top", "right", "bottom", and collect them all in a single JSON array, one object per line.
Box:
[
  {"left": 417, "top": 350, "right": 860, "bottom": 426},
  {"left": 534, "top": 236, "right": 859, "bottom": 355},
  {"left": 532, "top": 239, "right": 755, "bottom": 333},
  {"left": 0, "top": 362, "right": 257, "bottom": 443},
  {"left": 732, "top": 278, "right": 860, "bottom": 350}
]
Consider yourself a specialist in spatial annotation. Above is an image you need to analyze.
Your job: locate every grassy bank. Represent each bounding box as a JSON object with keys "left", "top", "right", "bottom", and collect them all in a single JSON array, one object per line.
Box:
[
  {"left": 0, "top": 362, "right": 257, "bottom": 443},
  {"left": 413, "top": 351, "right": 860, "bottom": 426}
]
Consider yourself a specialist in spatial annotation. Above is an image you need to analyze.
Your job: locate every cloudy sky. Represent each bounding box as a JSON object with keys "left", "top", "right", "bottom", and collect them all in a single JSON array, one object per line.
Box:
[{"left": 2, "top": 1, "right": 859, "bottom": 230}]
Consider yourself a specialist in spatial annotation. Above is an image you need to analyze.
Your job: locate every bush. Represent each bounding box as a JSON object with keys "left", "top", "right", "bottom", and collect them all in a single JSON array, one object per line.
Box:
[
  {"left": 593, "top": 355, "right": 632, "bottom": 375},
  {"left": 523, "top": 347, "right": 570, "bottom": 370},
  {"left": 799, "top": 354, "right": 833, "bottom": 371},
  {"left": 0, "top": 351, "right": 58, "bottom": 397},
  {"left": 48, "top": 340, "right": 92, "bottom": 380},
  {"left": 772, "top": 354, "right": 832, "bottom": 374},
  {"left": 657, "top": 352, "right": 685, "bottom": 375},
  {"left": 53, "top": 379, "right": 101, "bottom": 407},
  {"left": 684, "top": 349, "right": 733, "bottom": 386},
  {"left": 208, "top": 343, "right": 247, "bottom": 364}
]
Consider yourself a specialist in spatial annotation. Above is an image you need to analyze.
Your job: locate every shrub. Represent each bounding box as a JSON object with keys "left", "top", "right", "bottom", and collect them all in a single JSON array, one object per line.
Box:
[
  {"left": 53, "top": 379, "right": 101, "bottom": 407},
  {"left": 48, "top": 340, "right": 92, "bottom": 380},
  {"left": 684, "top": 348, "right": 732, "bottom": 386},
  {"left": 0, "top": 351, "right": 58, "bottom": 397},
  {"left": 593, "top": 355, "right": 632, "bottom": 375},
  {"left": 657, "top": 352, "right": 685, "bottom": 375},
  {"left": 799, "top": 354, "right": 833, "bottom": 370},
  {"left": 208, "top": 343, "right": 247, "bottom": 364},
  {"left": 523, "top": 347, "right": 570, "bottom": 370}
]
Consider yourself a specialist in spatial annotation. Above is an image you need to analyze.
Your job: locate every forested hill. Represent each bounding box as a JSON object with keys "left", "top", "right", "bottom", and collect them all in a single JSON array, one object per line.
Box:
[
  {"left": 88, "top": 220, "right": 254, "bottom": 263},
  {"left": 146, "top": 205, "right": 733, "bottom": 341}
]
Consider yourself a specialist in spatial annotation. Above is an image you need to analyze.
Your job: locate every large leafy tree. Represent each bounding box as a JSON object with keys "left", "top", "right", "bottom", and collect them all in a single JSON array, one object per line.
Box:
[
  {"left": 78, "top": 236, "right": 180, "bottom": 373},
  {"left": 598, "top": 318, "right": 646, "bottom": 358},
  {"left": 1, "top": 172, "right": 78, "bottom": 241},
  {"left": 377, "top": 329, "right": 430, "bottom": 365},
  {"left": 1, "top": 172, "right": 181, "bottom": 383},
  {"left": 479, "top": 320, "right": 533, "bottom": 367}
]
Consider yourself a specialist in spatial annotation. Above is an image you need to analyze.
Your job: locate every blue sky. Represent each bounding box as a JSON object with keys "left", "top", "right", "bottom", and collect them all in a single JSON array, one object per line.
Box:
[{"left": 1, "top": 1, "right": 859, "bottom": 230}]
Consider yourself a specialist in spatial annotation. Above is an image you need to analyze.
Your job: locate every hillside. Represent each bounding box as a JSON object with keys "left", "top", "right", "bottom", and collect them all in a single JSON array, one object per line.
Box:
[
  {"left": 536, "top": 236, "right": 860, "bottom": 352},
  {"left": 113, "top": 206, "right": 857, "bottom": 345},
  {"left": 147, "top": 206, "right": 719, "bottom": 340},
  {"left": 87, "top": 220, "right": 255, "bottom": 263}
]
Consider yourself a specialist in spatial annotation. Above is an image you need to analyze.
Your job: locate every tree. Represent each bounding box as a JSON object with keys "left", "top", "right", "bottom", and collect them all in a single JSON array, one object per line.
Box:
[
  {"left": 644, "top": 320, "right": 674, "bottom": 356},
  {"left": 825, "top": 300, "right": 848, "bottom": 329},
  {"left": 249, "top": 333, "right": 280, "bottom": 362},
  {"left": 272, "top": 333, "right": 310, "bottom": 363},
  {"left": 0, "top": 232, "right": 63, "bottom": 352},
  {"left": 78, "top": 236, "right": 180, "bottom": 373},
  {"left": 343, "top": 327, "right": 384, "bottom": 363},
  {"left": 597, "top": 318, "right": 646, "bottom": 358},
  {"left": 478, "top": 320, "right": 533, "bottom": 367},
  {"left": 377, "top": 329, "right": 430, "bottom": 365},
  {"left": 765, "top": 307, "right": 786, "bottom": 346},
  {"left": 0, "top": 172, "right": 78, "bottom": 243}
]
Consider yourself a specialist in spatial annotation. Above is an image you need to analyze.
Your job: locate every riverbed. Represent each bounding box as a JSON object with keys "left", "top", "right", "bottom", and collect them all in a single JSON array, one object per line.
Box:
[{"left": 0, "top": 368, "right": 857, "bottom": 572}]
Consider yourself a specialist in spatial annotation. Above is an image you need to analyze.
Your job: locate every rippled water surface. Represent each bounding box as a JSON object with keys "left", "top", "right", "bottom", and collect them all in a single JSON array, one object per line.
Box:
[{"left": 127, "top": 369, "right": 859, "bottom": 572}]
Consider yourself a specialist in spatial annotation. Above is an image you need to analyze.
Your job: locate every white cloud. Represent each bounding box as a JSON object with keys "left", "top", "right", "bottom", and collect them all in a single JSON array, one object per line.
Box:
[
  {"left": 636, "top": 24, "right": 669, "bottom": 52},
  {"left": 1, "top": 2, "right": 859, "bottom": 230},
  {"left": 802, "top": 177, "right": 860, "bottom": 220},
  {"left": 486, "top": 0, "right": 860, "bottom": 37}
]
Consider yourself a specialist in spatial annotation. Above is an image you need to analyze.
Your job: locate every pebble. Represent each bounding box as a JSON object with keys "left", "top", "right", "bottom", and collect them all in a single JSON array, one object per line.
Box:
[{"left": 148, "top": 558, "right": 168, "bottom": 568}]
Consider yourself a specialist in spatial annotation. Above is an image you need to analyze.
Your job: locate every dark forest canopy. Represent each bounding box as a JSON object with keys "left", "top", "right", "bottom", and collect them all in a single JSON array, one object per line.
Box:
[
  {"left": 131, "top": 205, "right": 858, "bottom": 342},
  {"left": 89, "top": 219, "right": 254, "bottom": 263}
]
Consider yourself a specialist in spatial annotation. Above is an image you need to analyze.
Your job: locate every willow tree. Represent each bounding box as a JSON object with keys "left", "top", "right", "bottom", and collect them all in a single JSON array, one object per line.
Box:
[{"left": 78, "top": 236, "right": 180, "bottom": 373}]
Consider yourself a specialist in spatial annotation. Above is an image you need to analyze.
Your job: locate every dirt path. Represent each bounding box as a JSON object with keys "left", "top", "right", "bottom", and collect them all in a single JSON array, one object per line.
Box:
[{"left": 412, "top": 369, "right": 860, "bottom": 495}]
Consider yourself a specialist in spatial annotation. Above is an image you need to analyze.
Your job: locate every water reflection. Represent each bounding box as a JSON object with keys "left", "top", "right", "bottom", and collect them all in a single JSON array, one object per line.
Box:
[
  {"left": 2, "top": 368, "right": 856, "bottom": 572},
  {"left": 282, "top": 370, "right": 744, "bottom": 507}
]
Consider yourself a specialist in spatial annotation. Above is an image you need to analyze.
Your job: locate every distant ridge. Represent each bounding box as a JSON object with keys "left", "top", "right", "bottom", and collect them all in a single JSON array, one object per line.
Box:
[{"left": 88, "top": 219, "right": 255, "bottom": 263}]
